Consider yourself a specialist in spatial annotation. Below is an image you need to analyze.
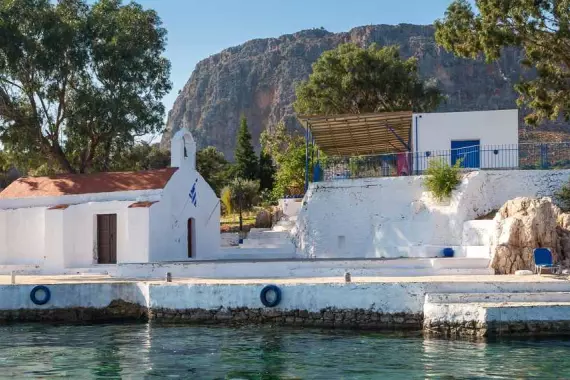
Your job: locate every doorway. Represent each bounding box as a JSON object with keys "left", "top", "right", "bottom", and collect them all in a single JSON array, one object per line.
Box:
[
  {"left": 187, "top": 218, "right": 195, "bottom": 258},
  {"left": 97, "top": 214, "right": 117, "bottom": 264},
  {"left": 451, "top": 139, "right": 480, "bottom": 168}
]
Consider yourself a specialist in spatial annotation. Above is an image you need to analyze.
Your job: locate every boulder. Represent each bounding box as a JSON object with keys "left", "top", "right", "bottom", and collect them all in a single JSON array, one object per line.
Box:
[
  {"left": 491, "top": 197, "right": 562, "bottom": 274},
  {"left": 255, "top": 210, "right": 272, "bottom": 228}
]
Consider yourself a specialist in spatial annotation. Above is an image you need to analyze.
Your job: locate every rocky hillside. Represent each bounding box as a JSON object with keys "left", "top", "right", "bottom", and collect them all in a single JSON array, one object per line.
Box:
[{"left": 163, "top": 24, "right": 557, "bottom": 160}]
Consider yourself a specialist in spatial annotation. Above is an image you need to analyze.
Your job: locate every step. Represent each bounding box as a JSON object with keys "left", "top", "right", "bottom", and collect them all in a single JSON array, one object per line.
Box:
[
  {"left": 459, "top": 246, "right": 491, "bottom": 258},
  {"left": 427, "top": 292, "right": 570, "bottom": 304},
  {"left": 425, "top": 300, "right": 570, "bottom": 325},
  {"left": 247, "top": 231, "right": 290, "bottom": 239},
  {"left": 240, "top": 241, "right": 296, "bottom": 249}
]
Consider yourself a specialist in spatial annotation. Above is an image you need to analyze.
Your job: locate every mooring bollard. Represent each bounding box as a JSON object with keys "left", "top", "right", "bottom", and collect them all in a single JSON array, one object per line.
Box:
[
  {"left": 344, "top": 272, "right": 351, "bottom": 283},
  {"left": 166, "top": 272, "right": 172, "bottom": 283},
  {"left": 10, "top": 271, "right": 15, "bottom": 285}
]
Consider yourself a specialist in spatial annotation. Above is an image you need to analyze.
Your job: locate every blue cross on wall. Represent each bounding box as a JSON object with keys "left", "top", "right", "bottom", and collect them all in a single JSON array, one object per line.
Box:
[{"left": 189, "top": 178, "right": 198, "bottom": 207}]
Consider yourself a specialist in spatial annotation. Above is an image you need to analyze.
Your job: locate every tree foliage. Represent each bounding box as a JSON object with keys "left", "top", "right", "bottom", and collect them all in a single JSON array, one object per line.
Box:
[
  {"left": 435, "top": 0, "right": 570, "bottom": 125},
  {"left": 0, "top": 0, "right": 171, "bottom": 173},
  {"left": 293, "top": 43, "right": 442, "bottom": 115},
  {"left": 234, "top": 117, "right": 258, "bottom": 180},
  {"left": 196, "top": 146, "right": 231, "bottom": 195},
  {"left": 258, "top": 150, "right": 276, "bottom": 191},
  {"left": 220, "top": 178, "right": 260, "bottom": 213},
  {"left": 261, "top": 122, "right": 308, "bottom": 197},
  {"left": 105, "top": 142, "right": 170, "bottom": 172}
]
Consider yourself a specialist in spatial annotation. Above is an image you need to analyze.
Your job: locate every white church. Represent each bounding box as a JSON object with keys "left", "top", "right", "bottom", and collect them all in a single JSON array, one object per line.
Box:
[{"left": 0, "top": 129, "right": 220, "bottom": 271}]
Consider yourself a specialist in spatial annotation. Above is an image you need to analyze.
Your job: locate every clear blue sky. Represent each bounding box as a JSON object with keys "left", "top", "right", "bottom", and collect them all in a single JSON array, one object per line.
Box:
[{"left": 135, "top": 0, "right": 466, "bottom": 124}]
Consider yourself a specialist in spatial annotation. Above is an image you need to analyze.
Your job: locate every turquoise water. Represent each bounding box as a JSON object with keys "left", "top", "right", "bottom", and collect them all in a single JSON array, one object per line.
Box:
[{"left": 1, "top": 324, "right": 570, "bottom": 379}]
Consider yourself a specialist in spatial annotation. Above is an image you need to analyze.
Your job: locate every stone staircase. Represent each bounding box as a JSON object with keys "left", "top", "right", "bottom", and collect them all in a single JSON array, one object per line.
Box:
[{"left": 424, "top": 291, "right": 570, "bottom": 336}]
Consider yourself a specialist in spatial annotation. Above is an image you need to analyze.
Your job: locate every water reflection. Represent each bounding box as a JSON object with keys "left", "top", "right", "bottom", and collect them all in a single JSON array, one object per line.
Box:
[{"left": 1, "top": 324, "right": 570, "bottom": 379}]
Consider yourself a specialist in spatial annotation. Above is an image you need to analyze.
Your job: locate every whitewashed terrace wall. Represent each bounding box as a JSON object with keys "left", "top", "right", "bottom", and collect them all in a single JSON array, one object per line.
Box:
[{"left": 294, "top": 170, "right": 570, "bottom": 259}]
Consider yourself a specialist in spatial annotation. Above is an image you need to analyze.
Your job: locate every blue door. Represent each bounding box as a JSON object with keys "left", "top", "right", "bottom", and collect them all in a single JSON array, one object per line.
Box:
[{"left": 451, "top": 140, "right": 480, "bottom": 168}]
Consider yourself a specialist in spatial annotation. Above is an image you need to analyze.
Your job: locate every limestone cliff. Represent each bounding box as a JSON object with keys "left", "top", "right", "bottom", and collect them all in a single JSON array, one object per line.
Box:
[{"left": 163, "top": 24, "right": 534, "bottom": 160}]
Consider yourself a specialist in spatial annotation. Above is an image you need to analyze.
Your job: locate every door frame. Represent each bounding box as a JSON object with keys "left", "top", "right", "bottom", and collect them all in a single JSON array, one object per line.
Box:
[
  {"left": 96, "top": 214, "right": 117, "bottom": 264},
  {"left": 451, "top": 139, "right": 481, "bottom": 168},
  {"left": 187, "top": 217, "right": 196, "bottom": 258}
]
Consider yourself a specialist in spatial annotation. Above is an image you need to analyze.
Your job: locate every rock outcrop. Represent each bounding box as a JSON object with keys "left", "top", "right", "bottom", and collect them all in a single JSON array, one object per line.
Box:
[
  {"left": 163, "top": 24, "right": 535, "bottom": 160},
  {"left": 491, "top": 197, "right": 568, "bottom": 274}
]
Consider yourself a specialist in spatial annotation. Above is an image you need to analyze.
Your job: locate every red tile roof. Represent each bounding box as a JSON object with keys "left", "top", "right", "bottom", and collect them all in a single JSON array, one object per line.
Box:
[
  {"left": 128, "top": 201, "right": 159, "bottom": 208},
  {"left": 0, "top": 168, "right": 178, "bottom": 200},
  {"left": 47, "top": 204, "right": 70, "bottom": 210}
]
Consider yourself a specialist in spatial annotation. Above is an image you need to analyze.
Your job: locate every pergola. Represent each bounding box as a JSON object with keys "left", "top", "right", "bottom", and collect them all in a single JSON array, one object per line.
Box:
[
  {"left": 296, "top": 111, "right": 415, "bottom": 190},
  {"left": 297, "top": 111, "right": 413, "bottom": 156}
]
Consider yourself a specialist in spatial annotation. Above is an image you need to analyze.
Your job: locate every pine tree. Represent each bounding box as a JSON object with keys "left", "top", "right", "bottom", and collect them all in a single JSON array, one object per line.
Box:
[
  {"left": 258, "top": 150, "right": 276, "bottom": 191},
  {"left": 234, "top": 117, "right": 259, "bottom": 180}
]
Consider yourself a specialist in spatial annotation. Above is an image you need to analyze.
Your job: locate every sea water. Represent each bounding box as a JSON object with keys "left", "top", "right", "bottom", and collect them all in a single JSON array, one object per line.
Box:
[{"left": 0, "top": 324, "right": 569, "bottom": 379}]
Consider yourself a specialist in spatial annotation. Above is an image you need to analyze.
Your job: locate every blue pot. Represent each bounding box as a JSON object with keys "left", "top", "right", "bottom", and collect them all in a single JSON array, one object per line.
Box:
[{"left": 442, "top": 247, "right": 455, "bottom": 258}]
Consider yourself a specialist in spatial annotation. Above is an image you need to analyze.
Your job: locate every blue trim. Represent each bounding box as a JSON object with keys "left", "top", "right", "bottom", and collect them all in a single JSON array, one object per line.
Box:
[
  {"left": 260, "top": 285, "right": 282, "bottom": 308},
  {"left": 30, "top": 285, "right": 51, "bottom": 306},
  {"left": 414, "top": 116, "right": 419, "bottom": 174}
]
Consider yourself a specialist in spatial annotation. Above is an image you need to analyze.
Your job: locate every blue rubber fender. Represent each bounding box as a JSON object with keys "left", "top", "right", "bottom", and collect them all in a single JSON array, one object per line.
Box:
[
  {"left": 260, "top": 285, "right": 282, "bottom": 308},
  {"left": 30, "top": 285, "right": 51, "bottom": 306}
]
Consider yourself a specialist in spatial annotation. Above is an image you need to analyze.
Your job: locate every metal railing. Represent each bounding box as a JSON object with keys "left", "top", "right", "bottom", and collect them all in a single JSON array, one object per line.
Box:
[{"left": 313, "top": 142, "right": 570, "bottom": 182}]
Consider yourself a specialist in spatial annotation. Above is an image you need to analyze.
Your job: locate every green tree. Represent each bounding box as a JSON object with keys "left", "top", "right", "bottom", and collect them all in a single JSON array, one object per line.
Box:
[
  {"left": 258, "top": 150, "right": 276, "bottom": 191},
  {"left": 0, "top": 0, "right": 171, "bottom": 173},
  {"left": 261, "top": 122, "right": 309, "bottom": 197},
  {"left": 294, "top": 43, "right": 442, "bottom": 115},
  {"left": 435, "top": 0, "right": 570, "bottom": 125},
  {"left": 234, "top": 116, "right": 258, "bottom": 180},
  {"left": 104, "top": 142, "right": 170, "bottom": 172},
  {"left": 196, "top": 146, "right": 232, "bottom": 195}
]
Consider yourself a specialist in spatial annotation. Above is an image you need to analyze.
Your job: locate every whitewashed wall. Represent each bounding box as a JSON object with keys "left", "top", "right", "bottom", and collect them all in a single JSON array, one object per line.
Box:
[
  {"left": 62, "top": 201, "right": 134, "bottom": 267},
  {"left": 0, "top": 207, "right": 45, "bottom": 265},
  {"left": 294, "top": 170, "right": 570, "bottom": 259},
  {"left": 148, "top": 129, "right": 220, "bottom": 261},
  {"left": 412, "top": 110, "right": 519, "bottom": 170}
]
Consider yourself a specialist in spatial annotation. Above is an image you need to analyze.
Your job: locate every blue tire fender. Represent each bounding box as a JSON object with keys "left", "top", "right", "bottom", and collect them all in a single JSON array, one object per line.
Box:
[
  {"left": 30, "top": 285, "right": 51, "bottom": 306},
  {"left": 260, "top": 285, "right": 282, "bottom": 308}
]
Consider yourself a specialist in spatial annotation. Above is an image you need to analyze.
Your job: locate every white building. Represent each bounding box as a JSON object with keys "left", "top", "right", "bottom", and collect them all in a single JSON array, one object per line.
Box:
[
  {"left": 412, "top": 109, "right": 519, "bottom": 171},
  {"left": 0, "top": 129, "right": 220, "bottom": 270}
]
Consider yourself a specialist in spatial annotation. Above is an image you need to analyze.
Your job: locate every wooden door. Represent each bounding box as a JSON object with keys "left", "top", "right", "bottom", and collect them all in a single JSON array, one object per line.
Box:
[
  {"left": 97, "top": 214, "right": 117, "bottom": 264},
  {"left": 187, "top": 218, "right": 195, "bottom": 258}
]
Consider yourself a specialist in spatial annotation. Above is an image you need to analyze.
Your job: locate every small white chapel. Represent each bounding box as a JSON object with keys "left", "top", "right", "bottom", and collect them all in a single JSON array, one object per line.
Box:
[{"left": 0, "top": 129, "right": 220, "bottom": 270}]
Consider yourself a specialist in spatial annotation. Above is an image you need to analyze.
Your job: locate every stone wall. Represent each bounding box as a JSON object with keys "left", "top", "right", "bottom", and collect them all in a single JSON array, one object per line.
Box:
[
  {"left": 0, "top": 300, "right": 146, "bottom": 323},
  {"left": 424, "top": 319, "right": 570, "bottom": 338},
  {"left": 149, "top": 307, "right": 423, "bottom": 330}
]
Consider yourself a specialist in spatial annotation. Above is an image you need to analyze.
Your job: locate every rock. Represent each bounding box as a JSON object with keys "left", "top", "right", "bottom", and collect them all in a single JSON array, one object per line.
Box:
[
  {"left": 491, "top": 197, "right": 562, "bottom": 274},
  {"left": 162, "top": 25, "right": 543, "bottom": 159},
  {"left": 255, "top": 210, "right": 272, "bottom": 228}
]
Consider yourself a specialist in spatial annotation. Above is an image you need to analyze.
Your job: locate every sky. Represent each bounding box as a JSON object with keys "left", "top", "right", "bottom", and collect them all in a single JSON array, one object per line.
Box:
[{"left": 135, "top": 0, "right": 469, "bottom": 126}]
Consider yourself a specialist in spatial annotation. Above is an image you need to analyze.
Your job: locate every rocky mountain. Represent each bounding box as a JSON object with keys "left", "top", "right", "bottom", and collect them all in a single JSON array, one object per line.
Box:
[{"left": 162, "top": 24, "right": 540, "bottom": 160}]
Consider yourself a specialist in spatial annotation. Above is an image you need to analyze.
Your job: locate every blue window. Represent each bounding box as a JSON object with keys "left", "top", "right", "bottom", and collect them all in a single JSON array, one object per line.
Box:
[{"left": 451, "top": 140, "right": 480, "bottom": 168}]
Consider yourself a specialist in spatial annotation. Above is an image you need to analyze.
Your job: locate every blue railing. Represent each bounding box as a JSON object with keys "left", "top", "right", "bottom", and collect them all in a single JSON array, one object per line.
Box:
[{"left": 313, "top": 142, "right": 570, "bottom": 182}]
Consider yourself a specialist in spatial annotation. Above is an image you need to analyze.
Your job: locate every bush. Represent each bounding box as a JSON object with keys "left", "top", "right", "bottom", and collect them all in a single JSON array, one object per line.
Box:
[
  {"left": 220, "top": 187, "right": 233, "bottom": 215},
  {"left": 220, "top": 178, "right": 260, "bottom": 213},
  {"left": 556, "top": 182, "right": 570, "bottom": 212},
  {"left": 423, "top": 159, "right": 462, "bottom": 201}
]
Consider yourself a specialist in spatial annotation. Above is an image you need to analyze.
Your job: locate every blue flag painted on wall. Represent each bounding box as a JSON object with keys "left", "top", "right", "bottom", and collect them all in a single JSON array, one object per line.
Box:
[{"left": 189, "top": 178, "right": 198, "bottom": 207}]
